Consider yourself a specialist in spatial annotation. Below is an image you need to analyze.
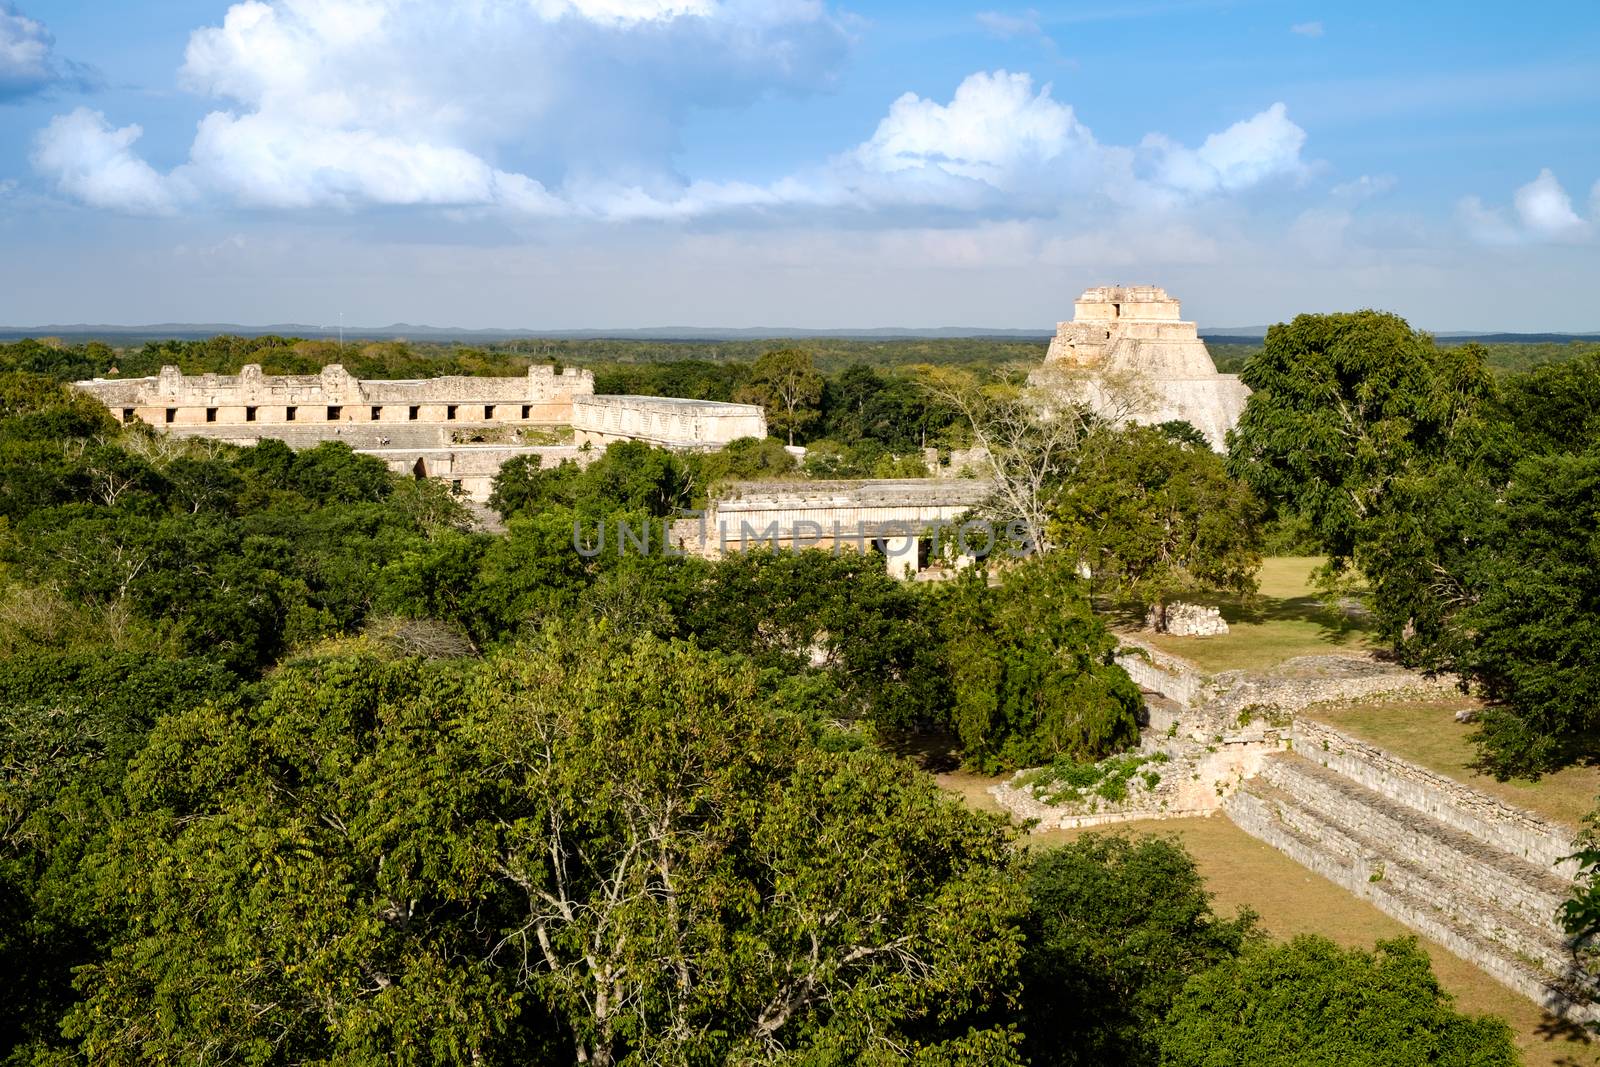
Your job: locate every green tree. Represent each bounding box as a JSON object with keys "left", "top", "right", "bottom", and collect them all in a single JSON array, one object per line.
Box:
[
  {"left": 1450, "top": 449, "right": 1600, "bottom": 774},
  {"left": 931, "top": 554, "right": 1142, "bottom": 772},
  {"left": 1158, "top": 935, "right": 1518, "bottom": 1067},
  {"left": 737, "top": 348, "right": 823, "bottom": 445},
  {"left": 1018, "top": 834, "right": 1258, "bottom": 1067},
  {"left": 1053, "top": 425, "right": 1262, "bottom": 630},
  {"left": 64, "top": 631, "right": 1025, "bottom": 1064},
  {"left": 1227, "top": 313, "right": 1502, "bottom": 653}
]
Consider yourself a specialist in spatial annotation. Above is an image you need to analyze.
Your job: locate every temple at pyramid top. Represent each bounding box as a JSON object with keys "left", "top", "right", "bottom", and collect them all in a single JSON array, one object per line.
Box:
[{"left": 1038, "top": 285, "right": 1250, "bottom": 450}]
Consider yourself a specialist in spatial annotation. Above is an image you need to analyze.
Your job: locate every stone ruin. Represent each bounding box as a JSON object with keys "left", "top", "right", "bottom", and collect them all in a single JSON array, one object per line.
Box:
[
  {"left": 1034, "top": 285, "right": 1251, "bottom": 451},
  {"left": 1148, "top": 602, "right": 1229, "bottom": 636}
]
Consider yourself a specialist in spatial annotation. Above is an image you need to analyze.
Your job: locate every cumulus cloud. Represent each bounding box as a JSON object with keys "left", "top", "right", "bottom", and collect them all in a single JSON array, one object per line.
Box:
[
  {"left": 0, "top": 3, "right": 92, "bottom": 102},
  {"left": 853, "top": 71, "right": 1089, "bottom": 185},
  {"left": 28, "top": 2, "right": 1308, "bottom": 227},
  {"left": 31, "top": 109, "right": 178, "bottom": 215},
  {"left": 1460, "top": 168, "right": 1593, "bottom": 244},
  {"left": 32, "top": 0, "right": 849, "bottom": 213},
  {"left": 1514, "top": 168, "right": 1588, "bottom": 238},
  {"left": 1290, "top": 21, "right": 1323, "bottom": 37},
  {"left": 1141, "top": 102, "right": 1308, "bottom": 199}
]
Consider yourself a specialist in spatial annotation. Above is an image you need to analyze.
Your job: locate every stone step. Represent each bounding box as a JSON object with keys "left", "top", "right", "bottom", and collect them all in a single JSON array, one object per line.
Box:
[
  {"left": 1294, "top": 719, "right": 1576, "bottom": 874},
  {"left": 1225, "top": 784, "right": 1599, "bottom": 1021},
  {"left": 1241, "top": 775, "right": 1574, "bottom": 983},
  {"left": 1258, "top": 754, "right": 1571, "bottom": 936}
]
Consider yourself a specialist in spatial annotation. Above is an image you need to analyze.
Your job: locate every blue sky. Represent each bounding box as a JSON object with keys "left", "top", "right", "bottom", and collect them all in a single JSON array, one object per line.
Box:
[{"left": 0, "top": 0, "right": 1596, "bottom": 330}]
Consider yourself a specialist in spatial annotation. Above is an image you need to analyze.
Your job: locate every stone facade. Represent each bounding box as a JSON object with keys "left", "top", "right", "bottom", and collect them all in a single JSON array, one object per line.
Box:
[
  {"left": 1037, "top": 285, "right": 1250, "bottom": 450},
  {"left": 671, "top": 478, "right": 995, "bottom": 578},
  {"left": 1226, "top": 737, "right": 1595, "bottom": 1022},
  {"left": 73, "top": 365, "right": 769, "bottom": 499},
  {"left": 571, "top": 394, "right": 767, "bottom": 449},
  {"left": 76, "top": 363, "right": 595, "bottom": 432}
]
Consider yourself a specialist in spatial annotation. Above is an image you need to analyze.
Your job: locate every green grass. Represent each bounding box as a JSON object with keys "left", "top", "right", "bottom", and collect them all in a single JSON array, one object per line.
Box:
[
  {"left": 1308, "top": 695, "right": 1600, "bottom": 829},
  {"left": 1117, "top": 556, "right": 1381, "bottom": 674}
]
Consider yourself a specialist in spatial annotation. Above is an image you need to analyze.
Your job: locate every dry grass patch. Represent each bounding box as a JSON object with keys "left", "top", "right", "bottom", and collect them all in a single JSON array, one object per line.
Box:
[{"left": 1308, "top": 694, "right": 1600, "bottom": 829}]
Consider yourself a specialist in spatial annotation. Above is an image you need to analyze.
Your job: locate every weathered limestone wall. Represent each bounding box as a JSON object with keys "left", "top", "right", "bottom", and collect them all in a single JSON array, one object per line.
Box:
[
  {"left": 76, "top": 363, "right": 594, "bottom": 431},
  {"left": 992, "top": 740, "right": 1281, "bottom": 830},
  {"left": 666, "top": 478, "right": 994, "bottom": 577},
  {"left": 1113, "top": 636, "right": 1208, "bottom": 708},
  {"left": 361, "top": 445, "right": 587, "bottom": 503},
  {"left": 1292, "top": 719, "right": 1578, "bottom": 873},
  {"left": 1225, "top": 753, "right": 1595, "bottom": 1022},
  {"left": 1009, "top": 633, "right": 1596, "bottom": 1018},
  {"left": 571, "top": 394, "right": 766, "bottom": 449}
]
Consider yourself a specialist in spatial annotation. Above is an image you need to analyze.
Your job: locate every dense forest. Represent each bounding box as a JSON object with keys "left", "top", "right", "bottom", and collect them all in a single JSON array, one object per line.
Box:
[{"left": 3, "top": 321, "right": 1598, "bottom": 1063}]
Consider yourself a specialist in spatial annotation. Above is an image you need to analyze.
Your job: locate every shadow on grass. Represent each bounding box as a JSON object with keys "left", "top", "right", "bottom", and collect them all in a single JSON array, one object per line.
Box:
[
  {"left": 882, "top": 728, "right": 963, "bottom": 774},
  {"left": 1532, "top": 1012, "right": 1595, "bottom": 1064},
  {"left": 1098, "top": 590, "right": 1376, "bottom": 647}
]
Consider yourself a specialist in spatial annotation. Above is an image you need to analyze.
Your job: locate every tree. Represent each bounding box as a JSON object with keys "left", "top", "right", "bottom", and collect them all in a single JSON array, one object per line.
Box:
[
  {"left": 930, "top": 554, "right": 1142, "bottom": 772},
  {"left": 65, "top": 631, "right": 1027, "bottom": 1064},
  {"left": 1227, "top": 313, "right": 1503, "bottom": 652},
  {"left": 1052, "top": 425, "right": 1262, "bottom": 630},
  {"left": 737, "top": 349, "right": 823, "bottom": 445},
  {"left": 926, "top": 364, "right": 1143, "bottom": 553},
  {"left": 1449, "top": 449, "right": 1600, "bottom": 774},
  {"left": 1018, "top": 834, "right": 1258, "bottom": 1067},
  {"left": 1561, "top": 809, "right": 1600, "bottom": 980},
  {"left": 490, "top": 440, "right": 692, "bottom": 520},
  {"left": 1158, "top": 935, "right": 1518, "bottom": 1066}
]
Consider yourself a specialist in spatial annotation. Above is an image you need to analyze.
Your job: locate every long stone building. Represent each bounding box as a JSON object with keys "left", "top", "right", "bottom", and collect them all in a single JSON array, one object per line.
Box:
[
  {"left": 73, "top": 363, "right": 767, "bottom": 501},
  {"left": 1038, "top": 285, "right": 1250, "bottom": 450}
]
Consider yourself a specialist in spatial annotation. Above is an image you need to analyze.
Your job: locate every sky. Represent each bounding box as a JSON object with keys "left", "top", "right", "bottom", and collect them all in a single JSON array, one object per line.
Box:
[{"left": 0, "top": 0, "right": 1596, "bottom": 331}]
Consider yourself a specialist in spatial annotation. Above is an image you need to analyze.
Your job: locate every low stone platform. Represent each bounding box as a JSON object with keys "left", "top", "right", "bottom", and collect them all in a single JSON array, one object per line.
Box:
[{"left": 1225, "top": 731, "right": 1595, "bottom": 1021}]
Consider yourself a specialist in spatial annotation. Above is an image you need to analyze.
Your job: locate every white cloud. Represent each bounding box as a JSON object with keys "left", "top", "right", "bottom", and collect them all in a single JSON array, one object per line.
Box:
[
  {"left": 1290, "top": 21, "right": 1323, "bottom": 37},
  {"left": 1513, "top": 168, "right": 1588, "bottom": 239},
  {"left": 853, "top": 70, "right": 1089, "bottom": 184},
  {"left": 0, "top": 3, "right": 91, "bottom": 101},
  {"left": 1460, "top": 168, "right": 1593, "bottom": 245},
  {"left": 32, "top": 0, "right": 849, "bottom": 213},
  {"left": 1331, "top": 173, "right": 1396, "bottom": 200},
  {"left": 1142, "top": 102, "right": 1307, "bottom": 199},
  {"left": 28, "top": 2, "right": 1308, "bottom": 229},
  {"left": 31, "top": 108, "right": 178, "bottom": 215}
]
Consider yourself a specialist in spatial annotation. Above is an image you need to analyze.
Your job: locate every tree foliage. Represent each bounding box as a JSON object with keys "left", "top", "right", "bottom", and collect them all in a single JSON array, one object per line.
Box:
[
  {"left": 736, "top": 348, "right": 825, "bottom": 446},
  {"left": 929, "top": 555, "right": 1142, "bottom": 772},
  {"left": 1158, "top": 935, "right": 1518, "bottom": 1067},
  {"left": 63, "top": 631, "right": 1027, "bottom": 1064},
  {"left": 1018, "top": 833, "right": 1258, "bottom": 1067},
  {"left": 1053, "top": 425, "right": 1262, "bottom": 627}
]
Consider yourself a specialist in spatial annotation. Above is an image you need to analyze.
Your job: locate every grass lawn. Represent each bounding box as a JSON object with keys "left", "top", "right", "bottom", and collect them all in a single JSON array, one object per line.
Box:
[
  {"left": 1123, "top": 556, "right": 1381, "bottom": 674},
  {"left": 1045, "top": 816, "right": 1598, "bottom": 1067},
  {"left": 1308, "top": 694, "right": 1600, "bottom": 829}
]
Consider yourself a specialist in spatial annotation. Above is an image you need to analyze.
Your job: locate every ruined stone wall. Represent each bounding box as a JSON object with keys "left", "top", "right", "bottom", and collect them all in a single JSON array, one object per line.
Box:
[
  {"left": 1292, "top": 718, "right": 1579, "bottom": 872},
  {"left": 361, "top": 444, "right": 588, "bottom": 503},
  {"left": 571, "top": 394, "right": 766, "bottom": 449},
  {"left": 76, "top": 363, "right": 594, "bottom": 431},
  {"left": 1113, "top": 635, "right": 1208, "bottom": 708}
]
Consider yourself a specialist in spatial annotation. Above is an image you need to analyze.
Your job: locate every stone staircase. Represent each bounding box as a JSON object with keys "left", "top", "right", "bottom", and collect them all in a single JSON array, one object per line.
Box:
[{"left": 1226, "top": 740, "right": 1597, "bottom": 1022}]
